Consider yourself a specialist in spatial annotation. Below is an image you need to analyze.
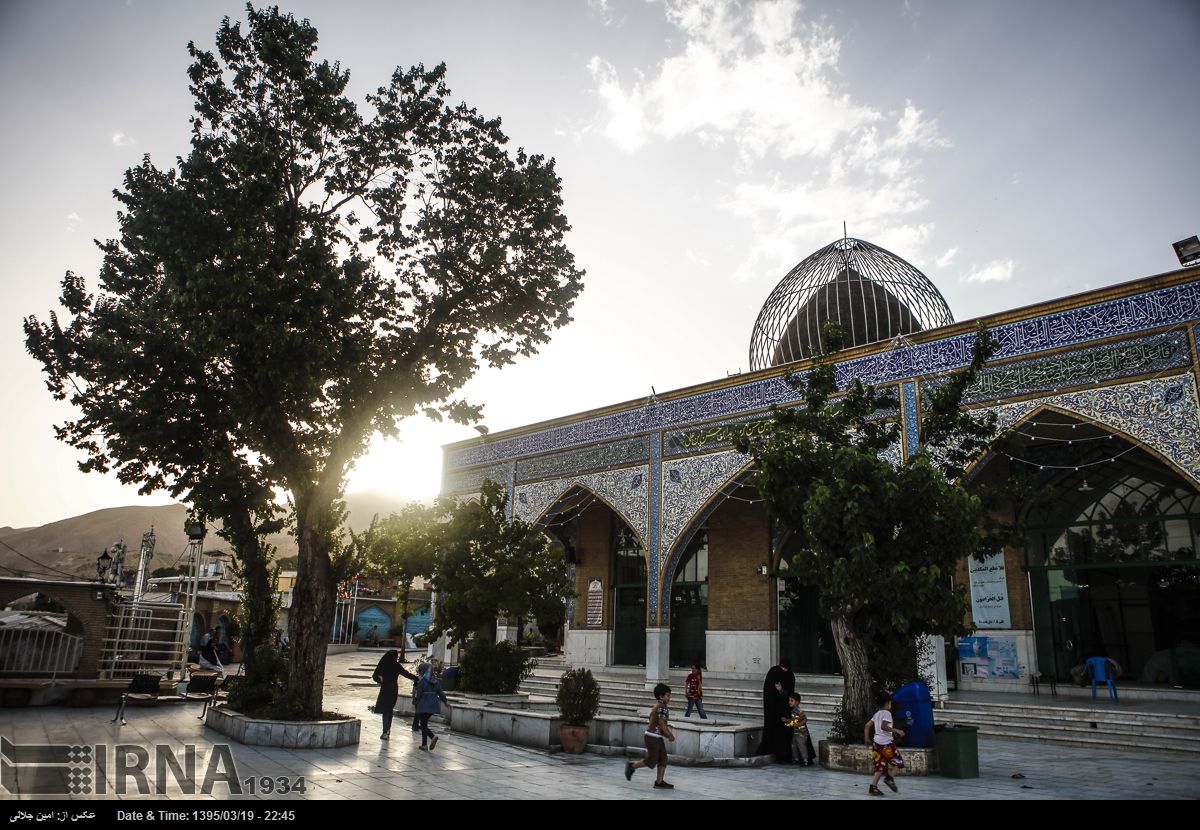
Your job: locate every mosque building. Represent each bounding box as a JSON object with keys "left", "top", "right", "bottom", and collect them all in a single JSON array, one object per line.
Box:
[{"left": 441, "top": 238, "right": 1200, "bottom": 694}]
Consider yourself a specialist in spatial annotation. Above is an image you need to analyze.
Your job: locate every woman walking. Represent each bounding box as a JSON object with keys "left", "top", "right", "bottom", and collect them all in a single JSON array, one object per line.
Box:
[
  {"left": 372, "top": 649, "right": 417, "bottom": 740},
  {"left": 414, "top": 665, "right": 450, "bottom": 751}
]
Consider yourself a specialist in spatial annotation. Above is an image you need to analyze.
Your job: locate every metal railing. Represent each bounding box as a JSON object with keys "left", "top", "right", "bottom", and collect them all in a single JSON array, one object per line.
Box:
[
  {"left": 98, "top": 601, "right": 191, "bottom": 680},
  {"left": 0, "top": 627, "right": 83, "bottom": 676}
]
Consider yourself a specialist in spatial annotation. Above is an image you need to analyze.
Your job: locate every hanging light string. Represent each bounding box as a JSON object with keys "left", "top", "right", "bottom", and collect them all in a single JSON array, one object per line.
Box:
[
  {"left": 998, "top": 443, "right": 1141, "bottom": 472},
  {"left": 886, "top": 314, "right": 1200, "bottom": 472},
  {"left": 1010, "top": 429, "right": 1117, "bottom": 443}
]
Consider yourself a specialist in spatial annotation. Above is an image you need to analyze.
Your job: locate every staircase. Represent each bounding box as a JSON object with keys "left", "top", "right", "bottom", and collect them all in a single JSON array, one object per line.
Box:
[{"left": 521, "top": 659, "right": 1200, "bottom": 755}]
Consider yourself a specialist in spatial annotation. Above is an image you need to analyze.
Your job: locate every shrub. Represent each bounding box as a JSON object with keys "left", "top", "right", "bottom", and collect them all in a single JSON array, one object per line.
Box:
[
  {"left": 556, "top": 667, "right": 601, "bottom": 725},
  {"left": 458, "top": 640, "right": 535, "bottom": 694},
  {"left": 227, "top": 644, "right": 288, "bottom": 716}
]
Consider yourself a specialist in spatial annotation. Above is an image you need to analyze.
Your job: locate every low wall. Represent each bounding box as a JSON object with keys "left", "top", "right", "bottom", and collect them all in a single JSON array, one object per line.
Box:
[
  {"left": 395, "top": 696, "right": 763, "bottom": 761},
  {"left": 206, "top": 707, "right": 360, "bottom": 748},
  {"left": 819, "top": 740, "right": 939, "bottom": 775}
]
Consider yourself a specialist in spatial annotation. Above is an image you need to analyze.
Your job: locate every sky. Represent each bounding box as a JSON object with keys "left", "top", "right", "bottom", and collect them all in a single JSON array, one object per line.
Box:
[{"left": 1, "top": 0, "right": 1197, "bottom": 529}]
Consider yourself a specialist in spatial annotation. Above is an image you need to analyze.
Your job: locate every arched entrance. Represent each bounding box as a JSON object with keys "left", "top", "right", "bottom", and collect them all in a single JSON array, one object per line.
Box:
[
  {"left": 669, "top": 529, "right": 708, "bottom": 668},
  {"left": 776, "top": 537, "right": 840, "bottom": 675},
  {"left": 1009, "top": 413, "right": 1200, "bottom": 687},
  {"left": 536, "top": 486, "right": 647, "bottom": 667},
  {"left": 612, "top": 521, "right": 647, "bottom": 666}
]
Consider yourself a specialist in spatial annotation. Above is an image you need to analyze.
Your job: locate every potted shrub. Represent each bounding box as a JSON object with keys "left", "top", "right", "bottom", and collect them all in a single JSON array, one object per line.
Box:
[{"left": 556, "top": 668, "right": 600, "bottom": 754}]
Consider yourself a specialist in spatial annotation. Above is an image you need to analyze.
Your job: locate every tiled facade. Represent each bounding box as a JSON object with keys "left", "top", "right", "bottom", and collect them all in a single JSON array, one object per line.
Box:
[{"left": 442, "top": 267, "right": 1200, "bottom": 680}]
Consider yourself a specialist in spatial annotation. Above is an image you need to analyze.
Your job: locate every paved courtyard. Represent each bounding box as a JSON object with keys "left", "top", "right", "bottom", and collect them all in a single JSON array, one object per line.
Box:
[{"left": 2, "top": 651, "right": 1196, "bottom": 801}]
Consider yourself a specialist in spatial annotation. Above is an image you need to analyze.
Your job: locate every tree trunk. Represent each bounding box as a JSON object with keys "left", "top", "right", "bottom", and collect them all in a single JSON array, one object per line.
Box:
[
  {"left": 830, "top": 614, "right": 873, "bottom": 737},
  {"left": 285, "top": 503, "right": 337, "bottom": 717},
  {"left": 228, "top": 515, "right": 274, "bottom": 688}
]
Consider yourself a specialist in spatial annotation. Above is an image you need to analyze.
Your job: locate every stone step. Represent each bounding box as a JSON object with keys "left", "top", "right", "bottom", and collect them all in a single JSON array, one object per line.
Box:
[{"left": 519, "top": 673, "right": 1200, "bottom": 754}]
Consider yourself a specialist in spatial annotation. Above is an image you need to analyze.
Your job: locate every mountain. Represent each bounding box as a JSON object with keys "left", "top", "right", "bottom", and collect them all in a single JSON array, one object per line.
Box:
[{"left": 0, "top": 491, "right": 416, "bottom": 580}]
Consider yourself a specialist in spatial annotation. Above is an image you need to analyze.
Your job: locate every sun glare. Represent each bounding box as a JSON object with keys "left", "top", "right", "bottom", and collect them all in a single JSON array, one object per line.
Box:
[{"left": 345, "top": 423, "right": 455, "bottom": 501}]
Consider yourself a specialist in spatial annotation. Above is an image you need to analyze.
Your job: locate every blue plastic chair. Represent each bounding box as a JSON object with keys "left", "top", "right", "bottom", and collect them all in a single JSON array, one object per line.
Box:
[{"left": 1086, "top": 656, "right": 1118, "bottom": 702}]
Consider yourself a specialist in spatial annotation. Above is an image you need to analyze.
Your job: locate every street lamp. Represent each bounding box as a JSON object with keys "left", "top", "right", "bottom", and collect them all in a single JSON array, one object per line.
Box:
[{"left": 96, "top": 550, "right": 112, "bottom": 582}]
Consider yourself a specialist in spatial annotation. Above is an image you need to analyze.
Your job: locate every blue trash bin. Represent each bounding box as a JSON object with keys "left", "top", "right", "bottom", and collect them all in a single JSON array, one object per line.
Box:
[{"left": 892, "top": 681, "right": 935, "bottom": 748}]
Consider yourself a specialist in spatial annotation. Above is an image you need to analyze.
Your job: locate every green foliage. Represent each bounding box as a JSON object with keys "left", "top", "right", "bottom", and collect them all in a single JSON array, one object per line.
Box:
[
  {"left": 430, "top": 481, "right": 575, "bottom": 646},
  {"left": 733, "top": 322, "right": 1009, "bottom": 730},
  {"left": 458, "top": 639, "right": 535, "bottom": 694},
  {"left": 227, "top": 644, "right": 288, "bottom": 716},
  {"left": 24, "top": 4, "right": 582, "bottom": 717},
  {"left": 556, "top": 667, "right": 601, "bottom": 725},
  {"left": 358, "top": 502, "right": 440, "bottom": 608}
]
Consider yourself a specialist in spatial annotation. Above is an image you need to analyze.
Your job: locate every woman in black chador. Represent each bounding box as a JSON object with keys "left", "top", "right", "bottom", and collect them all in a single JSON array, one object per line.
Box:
[
  {"left": 756, "top": 658, "right": 795, "bottom": 761},
  {"left": 372, "top": 649, "right": 418, "bottom": 740}
]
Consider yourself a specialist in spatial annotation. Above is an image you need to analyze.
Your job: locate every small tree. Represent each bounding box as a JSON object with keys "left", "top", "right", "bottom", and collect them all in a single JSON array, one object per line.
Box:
[
  {"left": 556, "top": 668, "right": 601, "bottom": 726},
  {"left": 735, "top": 323, "right": 1011, "bottom": 737},
  {"left": 358, "top": 501, "right": 442, "bottom": 659},
  {"left": 431, "top": 481, "right": 574, "bottom": 646}
]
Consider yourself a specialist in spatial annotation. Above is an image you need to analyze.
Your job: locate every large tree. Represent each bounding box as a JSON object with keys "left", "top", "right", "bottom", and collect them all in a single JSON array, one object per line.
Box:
[
  {"left": 24, "top": 5, "right": 583, "bottom": 716},
  {"left": 734, "top": 323, "right": 1011, "bottom": 736}
]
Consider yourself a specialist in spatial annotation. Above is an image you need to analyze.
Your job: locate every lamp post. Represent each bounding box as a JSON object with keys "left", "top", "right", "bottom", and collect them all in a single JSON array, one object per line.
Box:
[
  {"left": 96, "top": 550, "right": 113, "bottom": 582},
  {"left": 175, "top": 520, "right": 207, "bottom": 680}
]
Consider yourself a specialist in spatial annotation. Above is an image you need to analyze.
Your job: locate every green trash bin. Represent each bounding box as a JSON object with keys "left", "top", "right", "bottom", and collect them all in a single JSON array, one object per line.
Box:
[{"left": 935, "top": 724, "right": 979, "bottom": 778}]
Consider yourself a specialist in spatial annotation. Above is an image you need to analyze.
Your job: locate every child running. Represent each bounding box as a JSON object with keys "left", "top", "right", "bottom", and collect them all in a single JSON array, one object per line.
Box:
[
  {"left": 625, "top": 683, "right": 676, "bottom": 789},
  {"left": 864, "top": 690, "right": 905, "bottom": 796}
]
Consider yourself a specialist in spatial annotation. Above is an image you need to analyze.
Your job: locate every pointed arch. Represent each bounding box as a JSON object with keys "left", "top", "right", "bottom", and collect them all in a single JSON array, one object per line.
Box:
[
  {"left": 529, "top": 482, "right": 649, "bottom": 556},
  {"left": 969, "top": 375, "right": 1200, "bottom": 487},
  {"left": 513, "top": 465, "right": 649, "bottom": 551},
  {"left": 660, "top": 451, "right": 754, "bottom": 575},
  {"left": 658, "top": 456, "right": 757, "bottom": 624}
]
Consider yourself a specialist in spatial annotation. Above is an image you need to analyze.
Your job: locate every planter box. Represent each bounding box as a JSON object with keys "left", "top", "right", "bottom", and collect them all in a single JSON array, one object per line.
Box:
[
  {"left": 205, "top": 707, "right": 360, "bottom": 748},
  {"left": 819, "top": 740, "right": 938, "bottom": 775}
]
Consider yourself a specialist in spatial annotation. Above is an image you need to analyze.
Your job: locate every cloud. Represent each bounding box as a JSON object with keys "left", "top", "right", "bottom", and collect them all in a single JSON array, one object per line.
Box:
[
  {"left": 685, "top": 247, "right": 712, "bottom": 268},
  {"left": 961, "top": 259, "right": 1015, "bottom": 284},
  {"left": 65, "top": 212, "right": 81, "bottom": 233},
  {"left": 590, "top": 0, "right": 951, "bottom": 282},
  {"left": 111, "top": 131, "right": 136, "bottom": 147},
  {"left": 935, "top": 247, "right": 958, "bottom": 268},
  {"left": 589, "top": 0, "right": 618, "bottom": 26}
]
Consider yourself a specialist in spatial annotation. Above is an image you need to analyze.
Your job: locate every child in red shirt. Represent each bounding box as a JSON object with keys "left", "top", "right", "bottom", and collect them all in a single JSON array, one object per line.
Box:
[{"left": 684, "top": 664, "right": 707, "bottom": 719}]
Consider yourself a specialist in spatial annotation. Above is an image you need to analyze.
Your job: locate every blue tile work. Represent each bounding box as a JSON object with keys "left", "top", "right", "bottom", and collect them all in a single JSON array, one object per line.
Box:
[
  {"left": 987, "top": 374, "right": 1200, "bottom": 483},
  {"left": 662, "top": 390, "right": 899, "bottom": 458},
  {"left": 506, "top": 463, "right": 515, "bottom": 521},
  {"left": 443, "top": 463, "right": 509, "bottom": 494},
  {"left": 879, "top": 439, "right": 903, "bottom": 468},
  {"left": 660, "top": 450, "right": 753, "bottom": 581},
  {"left": 447, "top": 376, "right": 798, "bottom": 471},
  {"left": 902, "top": 382, "right": 919, "bottom": 458},
  {"left": 514, "top": 436, "right": 649, "bottom": 483},
  {"left": 921, "top": 330, "right": 1192, "bottom": 407},
  {"left": 649, "top": 433, "right": 662, "bottom": 623},
  {"left": 512, "top": 465, "right": 650, "bottom": 548},
  {"left": 445, "top": 281, "right": 1200, "bottom": 474},
  {"left": 837, "top": 281, "right": 1200, "bottom": 390}
]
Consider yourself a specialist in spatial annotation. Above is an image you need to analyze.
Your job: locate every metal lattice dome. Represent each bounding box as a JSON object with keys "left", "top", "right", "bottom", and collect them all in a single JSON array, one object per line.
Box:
[{"left": 749, "top": 237, "right": 953, "bottom": 370}]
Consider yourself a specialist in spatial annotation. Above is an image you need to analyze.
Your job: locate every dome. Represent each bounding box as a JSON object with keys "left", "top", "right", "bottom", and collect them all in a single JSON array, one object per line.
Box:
[{"left": 748, "top": 237, "right": 953, "bottom": 370}]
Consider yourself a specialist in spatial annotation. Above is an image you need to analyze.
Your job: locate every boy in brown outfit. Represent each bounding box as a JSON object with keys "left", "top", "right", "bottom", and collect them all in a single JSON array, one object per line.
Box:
[{"left": 625, "top": 683, "right": 676, "bottom": 789}]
